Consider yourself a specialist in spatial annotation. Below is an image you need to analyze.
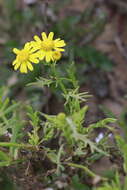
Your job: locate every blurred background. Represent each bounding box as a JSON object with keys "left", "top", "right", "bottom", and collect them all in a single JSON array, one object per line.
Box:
[{"left": 1, "top": 0, "right": 127, "bottom": 189}]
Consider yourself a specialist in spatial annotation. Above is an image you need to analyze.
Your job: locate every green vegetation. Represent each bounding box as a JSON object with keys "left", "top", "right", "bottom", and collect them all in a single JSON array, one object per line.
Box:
[{"left": 0, "top": 0, "right": 126, "bottom": 189}]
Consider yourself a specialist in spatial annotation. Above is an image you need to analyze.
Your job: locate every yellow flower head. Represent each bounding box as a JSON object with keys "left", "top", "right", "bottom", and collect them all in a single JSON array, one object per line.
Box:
[
  {"left": 12, "top": 43, "right": 39, "bottom": 73},
  {"left": 31, "top": 32, "right": 66, "bottom": 62},
  {"left": 52, "top": 51, "right": 62, "bottom": 61}
]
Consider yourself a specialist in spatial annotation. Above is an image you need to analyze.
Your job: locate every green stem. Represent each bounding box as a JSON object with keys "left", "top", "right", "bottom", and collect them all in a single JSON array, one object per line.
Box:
[
  {"left": 51, "top": 62, "right": 67, "bottom": 94},
  {"left": 67, "top": 162, "right": 107, "bottom": 181},
  {"left": 56, "top": 144, "right": 64, "bottom": 175},
  {"left": 59, "top": 81, "right": 67, "bottom": 95},
  {"left": 0, "top": 142, "right": 38, "bottom": 151}
]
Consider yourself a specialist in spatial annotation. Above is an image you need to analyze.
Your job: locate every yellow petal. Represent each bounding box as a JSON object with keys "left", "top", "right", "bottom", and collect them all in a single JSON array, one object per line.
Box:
[
  {"left": 54, "top": 48, "right": 65, "bottom": 52},
  {"left": 27, "top": 62, "right": 33, "bottom": 71},
  {"left": 54, "top": 40, "right": 66, "bottom": 48},
  {"left": 54, "top": 38, "right": 61, "bottom": 43},
  {"left": 13, "top": 48, "right": 20, "bottom": 54},
  {"left": 29, "top": 48, "right": 37, "bottom": 53},
  {"left": 34, "top": 35, "right": 41, "bottom": 42},
  {"left": 38, "top": 51, "right": 45, "bottom": 60},
  {"left": 41, "top": 32, "right": 47, "bottom": 40},
  {"left": 45, "top": 52, "right": 52, "bottom": 62},
  {"left": 12, "top": 60, "right": 17, "bottom": 66},
  {"left": 20, "top": 63, "right": 27, "bottom": 73},
  {"left": 48, "top": 32, "right": 54, "bottom": 40},
  {"left": 24, "top": 42, "right": 31, "bottom": 50},
  {"left": 29, "top": 55, "right": 39, "bottom": 63},
  {"left": 14, "top": 62, "right": 21, "bottom": 70},
  {"left": 29, "top": 42, "right": 40, "bottom": 52}
]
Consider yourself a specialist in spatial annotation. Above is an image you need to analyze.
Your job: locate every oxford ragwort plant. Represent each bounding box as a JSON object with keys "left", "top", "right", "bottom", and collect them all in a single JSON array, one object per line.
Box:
[{"left": 0, "top": 32, "right": 116, "bottom": 180}]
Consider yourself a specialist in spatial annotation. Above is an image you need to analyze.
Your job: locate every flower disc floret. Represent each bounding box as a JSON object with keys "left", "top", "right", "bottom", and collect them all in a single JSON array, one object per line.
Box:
[
  {"left": 12, "top": 43, "right": 40, "bottom": 73},
  {"left": 17, "top": 49, "right": 29, "bottom": 62},
  {"left": 31, "top": 32, "right": 66, "bottom": 62},
  {"left": 41, "top": 40, "right": 54, "bottom": 51}
]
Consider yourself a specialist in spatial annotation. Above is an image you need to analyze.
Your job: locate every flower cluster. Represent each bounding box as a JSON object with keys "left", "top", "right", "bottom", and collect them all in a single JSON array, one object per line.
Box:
[{"left": 12, "top": 32, "right": 66, "bottom": 73}]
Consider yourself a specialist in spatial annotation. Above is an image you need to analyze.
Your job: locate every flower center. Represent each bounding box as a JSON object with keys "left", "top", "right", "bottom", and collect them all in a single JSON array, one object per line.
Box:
[
  {"left": 41, "top": 40, "right": 54, "bottom": 51},
  {"left": 17, "top": 50, "right": 29, "bottom": 62}
]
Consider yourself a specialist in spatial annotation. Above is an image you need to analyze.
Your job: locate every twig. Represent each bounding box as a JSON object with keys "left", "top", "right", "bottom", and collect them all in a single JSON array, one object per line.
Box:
[{"left": 114, "top": 36, "right": 127, "bottom": 60}]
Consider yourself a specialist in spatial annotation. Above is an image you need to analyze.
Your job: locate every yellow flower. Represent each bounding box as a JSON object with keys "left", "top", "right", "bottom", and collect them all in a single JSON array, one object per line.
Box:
[
  {"left": 12, "top": 43, "right": 39, "bottom": 73},
  {"left": 52, "top": 51, "right": 62, "bottom": 61},
  {"left": 31, "top": 32, "right": 66, "bottom": 62}
]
